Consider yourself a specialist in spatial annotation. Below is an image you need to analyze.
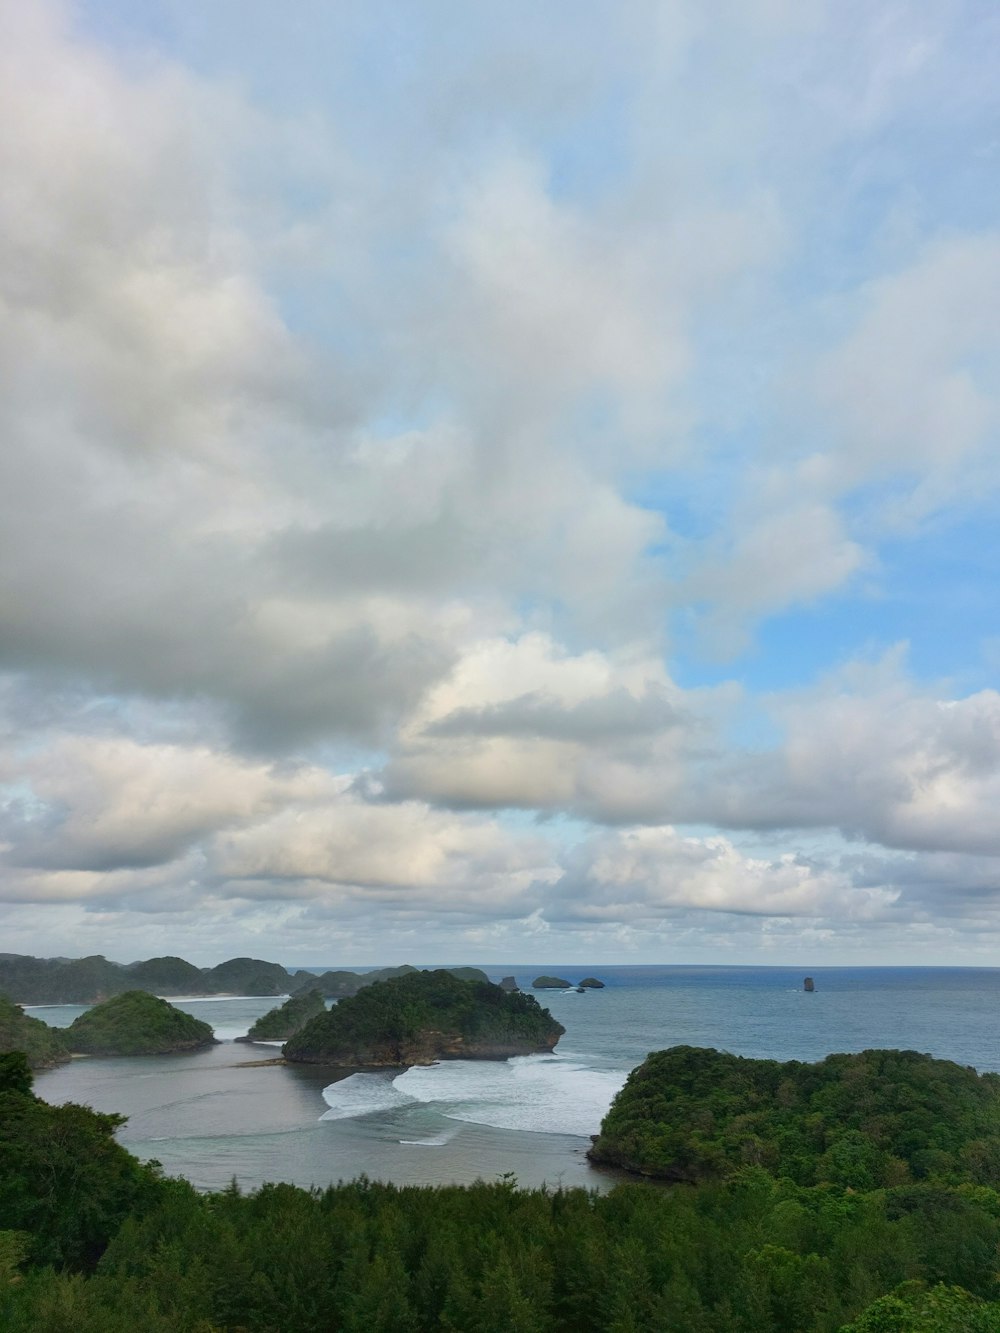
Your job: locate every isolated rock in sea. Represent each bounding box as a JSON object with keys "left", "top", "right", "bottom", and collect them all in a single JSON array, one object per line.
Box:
[
  {"left": 499, "top": 976, "right": 519, "bottom": 991},
  {"left": 284, "top": 970, "right": 564, "bottom": 1067},
  {"left": 804, "top": 977, "right": 815, "bottom": 992},
  {"left": 578, "top": 977, "right": 605, "bottom": 989},
  {"left": 532, "top": 975, "right": 572, "bottom": 989}
]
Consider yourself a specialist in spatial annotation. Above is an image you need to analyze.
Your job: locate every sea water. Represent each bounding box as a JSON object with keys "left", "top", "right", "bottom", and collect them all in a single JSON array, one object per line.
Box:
[{"left": 29, "top": 966, "right": 1000, "bottom": 1194}]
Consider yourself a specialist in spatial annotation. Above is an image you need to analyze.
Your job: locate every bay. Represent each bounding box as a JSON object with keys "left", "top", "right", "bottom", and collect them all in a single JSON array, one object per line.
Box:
[{"left": 29, "top": 965, "right": 1000, "bottom": 1194}]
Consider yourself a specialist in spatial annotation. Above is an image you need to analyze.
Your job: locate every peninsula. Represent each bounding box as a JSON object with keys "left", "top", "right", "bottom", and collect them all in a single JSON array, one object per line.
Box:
[{"left": 284, "top": 969, "right": 564, "bottom": 1067}]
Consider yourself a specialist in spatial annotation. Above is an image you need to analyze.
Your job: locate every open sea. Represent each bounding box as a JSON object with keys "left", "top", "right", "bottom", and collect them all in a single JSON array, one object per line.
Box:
[{"left": 28, "top": 965, "right": 1000, "bottom": 1194}]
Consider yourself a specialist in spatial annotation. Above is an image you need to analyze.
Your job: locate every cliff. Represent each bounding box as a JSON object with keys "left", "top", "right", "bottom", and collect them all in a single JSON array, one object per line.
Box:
[
  {"left": 284, "top": 969, "right": 564, "bottom": 1067},
  {"left": 66, "top": 991, "right": 217, "bottom": 1056}
]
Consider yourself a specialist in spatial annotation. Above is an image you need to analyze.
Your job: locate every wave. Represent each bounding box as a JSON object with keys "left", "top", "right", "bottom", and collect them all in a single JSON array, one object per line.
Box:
[
  {"left": 393, "top": 1054, "right": 628, "bottom": 1138},
  {"left": 320, "top": 1072, "right": 417, "bottom": 1121}
]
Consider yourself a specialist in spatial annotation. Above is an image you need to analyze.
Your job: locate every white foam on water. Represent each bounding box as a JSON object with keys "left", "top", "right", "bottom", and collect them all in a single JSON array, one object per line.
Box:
[
  {"left": 393, "top": 1055, "right": 628, "bottom": 1138},
  {"left": 320, "top": 1072, "right": 417, "bottom": 1121},
  {"left": 398, "top": 1130, "right": 459, "bottom": 1147}
]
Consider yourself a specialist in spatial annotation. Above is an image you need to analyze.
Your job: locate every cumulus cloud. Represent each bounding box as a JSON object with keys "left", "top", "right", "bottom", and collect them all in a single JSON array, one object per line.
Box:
[{"left": 2, "top": 0, "right": 1000, "bottom": 962}]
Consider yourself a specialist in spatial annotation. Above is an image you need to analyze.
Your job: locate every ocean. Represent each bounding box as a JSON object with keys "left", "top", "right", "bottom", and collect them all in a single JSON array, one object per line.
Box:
[{"left": 28, "top": 965, "right": 1000, "bottom": 1194}]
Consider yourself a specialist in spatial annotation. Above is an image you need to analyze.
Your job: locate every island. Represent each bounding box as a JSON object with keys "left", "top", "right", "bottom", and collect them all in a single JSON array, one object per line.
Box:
[
  {"left": 531, "top": 975, "right": 572, "bottom": 989},
  {"left": 588, "top": 1044, "right": 1000, "bottom": 1186},
  {"left": 578, "top": 977, "right": 605, "bottom": 988},
  {"left": 0, "top": 995, "right": 70, "bottom": 1069},
  {"left": 65, "top": 991, "right": 217, "bottom": 1056},
  {"left": 241, "top": 988, "right": 326, "bottom": 1042},
  {"left": 284, "top": 969, "right": 564, "bottom": 1067}
]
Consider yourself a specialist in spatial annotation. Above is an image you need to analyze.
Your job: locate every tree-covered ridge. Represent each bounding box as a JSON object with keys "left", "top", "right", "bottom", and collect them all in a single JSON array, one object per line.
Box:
[
  {"left": 0, "top": 995, "right": 70, "bottom": 1070},
  {"left": 284, "top": 969, "right": 564, "bottom": 1066},
  {"left": 245, "top": 988, "right": 326, "bottom": 1041},
  {"left": 0, "top": 952, "right": 493, "bottom": 1005},
  {"left": 66, "top": 991, "right": 216, "bottom": 1056},
  {"left": 589, "top": 1046, "right": 1000, "bottom": 1187},
  {"left": 6, "top": 1053, "right": 1000, "bottom": 1328}
]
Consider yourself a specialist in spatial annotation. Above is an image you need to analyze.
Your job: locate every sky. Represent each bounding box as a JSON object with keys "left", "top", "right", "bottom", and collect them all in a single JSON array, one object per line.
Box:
[{"left": 1, "top": 0, "right": 999, "bottom": 968}]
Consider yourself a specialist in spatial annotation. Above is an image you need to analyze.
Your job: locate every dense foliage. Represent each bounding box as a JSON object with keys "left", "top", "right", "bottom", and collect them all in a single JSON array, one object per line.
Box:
[
  {"left": 284, "top": 969, "right": 564, "bottom": 1065},
  {"left": 5, "top": 1049, "right": 1000, "bottom": 1328},
  {"left": 245, "top": 988, "right": 326, "bottom": 1041},
  {"left": 0, "top": 994, "right": 70, "bottom": 1069},
  {"left": 589, "top": 1046, "right": 1000, "bottom": 1187},
  {"left": 66, "top": 992, "right": 216, "bottom": 1056}
]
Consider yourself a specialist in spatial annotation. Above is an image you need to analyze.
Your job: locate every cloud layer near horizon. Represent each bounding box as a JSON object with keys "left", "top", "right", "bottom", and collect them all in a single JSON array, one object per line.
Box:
[{"left": 1, "top": 0, "right": 999, "bottom": 964}]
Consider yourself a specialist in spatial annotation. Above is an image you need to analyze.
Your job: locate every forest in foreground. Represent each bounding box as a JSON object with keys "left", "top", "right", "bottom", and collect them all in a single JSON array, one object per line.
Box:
[{"left": 4, "top": 1048, "right": 1000, "bottom": 1331}]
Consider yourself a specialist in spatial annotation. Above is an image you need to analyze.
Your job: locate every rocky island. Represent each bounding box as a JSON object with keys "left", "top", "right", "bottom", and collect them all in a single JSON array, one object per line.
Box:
[
  {"left": 531, "top": 975, "right": 572, "bottom": 989},
  {"left": 242, "top": 987, "right": 326, "bottom": 1042},
  {"left": 0, "top": 995, "right": 70, "bottom": 1069},
  {"left": 589, "top": 1045, "right": 1000, "bottom": 1186},
  {"left": 284, "top": 969, "right": 564, "bottom": 1067},
  {"left": 65, "top": 991, "right": 217, "bottom": 1056}
]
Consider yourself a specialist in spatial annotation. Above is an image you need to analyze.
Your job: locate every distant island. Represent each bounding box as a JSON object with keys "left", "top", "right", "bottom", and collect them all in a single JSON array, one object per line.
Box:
[
  {"left": 589, "top": 1045, "right": 1000, "bottom": 1186},
  {"left": 64, "top": 992, "right": 217, "bottom": 1057},
  {"left": 0, "top": 952, "right": 491, "bottom": 1006},
  {"left": 532, "top": 974, "right": 605, "bottom": 989},
  {"left": 284, "top": 969, "right": 564, "bottom": 1067}
]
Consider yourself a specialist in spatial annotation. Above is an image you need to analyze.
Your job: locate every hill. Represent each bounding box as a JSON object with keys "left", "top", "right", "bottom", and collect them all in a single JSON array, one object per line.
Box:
[
  {"left": 284, "top": 969, "right": 564, "bottom": 1066},
  {"left": 243, "top": 988, "right": 326, "bottom": 1041},
  {"left": 0, "top": 995, "right": 70, "bottom": 1069},
  {"left": 588, "top": 1045, "right": 1000, "bottom": 1187},
  {"left": 65, "top": 992, "right": 216, "bottom": 1056}
]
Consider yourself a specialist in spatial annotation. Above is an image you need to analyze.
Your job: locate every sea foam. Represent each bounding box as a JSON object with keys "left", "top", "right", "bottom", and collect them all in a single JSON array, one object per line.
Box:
[{"left": 393, "top": 1054, "right": 627, "bottom": 1138}]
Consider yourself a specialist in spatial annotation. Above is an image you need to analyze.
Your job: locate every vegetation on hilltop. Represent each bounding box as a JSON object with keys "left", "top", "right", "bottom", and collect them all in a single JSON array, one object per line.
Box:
[
  {"left": 66, "top": 991, "right": 216, "bottom": 1056},
  {"left": 124, "top": 955, "right": 204, "bottom": 992},
  {"left": 533, "top": 975, "right": 571, "bottom": 988},
  {"left": 0, "top": 996, "right": 70, "bottom": 1069},
  {"left": 5, "top": 1049, "right": 1000, "bottom": 1326},
  {"left": 589, "top": 1045, "right": 1000, "bottom": 1187},
  {"left": 245, "top": 988, "right": 326, "bottom": 1041},
  {"left": 284, "top": 969, "right": 564, "bottom": 1066}
]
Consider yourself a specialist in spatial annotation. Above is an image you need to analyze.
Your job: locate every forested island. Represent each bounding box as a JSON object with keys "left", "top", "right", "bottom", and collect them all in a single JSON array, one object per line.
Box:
[
  {"left": 242, "top": 988, "right": 326, "bottom": 1042},
  {"left": 284, "top": 969, "right": 564, "bottom": 1066},
  {"left": 588, "top": 1045, "right": 1000, "bottom": 1187},
  {"left": 64, "top": 992, "right": 217, "bottom": 1057},
  {"left": 0, "top": 996, "right": 70, "bottom": 1070},
  {"left": 0, "top": 952, "right": 490, "bottom": 1005},
  {"left": 5, "top": 1045, "right": 1000, "bottom": 1329}
]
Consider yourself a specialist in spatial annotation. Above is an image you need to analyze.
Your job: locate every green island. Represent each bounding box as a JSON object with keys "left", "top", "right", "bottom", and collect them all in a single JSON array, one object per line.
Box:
[
  {"left": 64, "top": 991, "right": 217, "bottom": 1056},
  {"left": 578, "top": 976, "right": 605, "bottom": 988},
  {"left": 243, "top": 988, "right": 326, "bottom": 1042},
  {"left": 284, "top": 969, "right": 565, "bottom": 1066},
  {"left": 5, "top": 1047, "right": 1000, "bottom": 1329},
  {"left": 588, "top": 1045, "right": 1000, "bottom": 1187},
  {"left": 0, "top": 952, "right": 492, "bottom": 1005},
  {"left": 0, "top": 995, "right": 70, "bottom": 1070},
  {"left": 532, "top": 975, "right": 572, "bottom": 989}
]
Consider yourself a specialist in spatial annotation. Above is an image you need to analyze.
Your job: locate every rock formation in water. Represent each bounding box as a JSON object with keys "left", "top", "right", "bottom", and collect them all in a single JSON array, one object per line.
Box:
[
  {"left": 66, "top": 991, "right": 217, "bottom": 1056},
  {"left": 532, "top": 975, "right": 572, "bottom": 989},
  {"left": 499, "top": 976, "right": 519, "bottom": 991},
  {"left": 284, "top": 970, "right": 564, "bottom": 1067},
  {"left": 578, "top": 977, "right": 605, "bottom": 988},
  {"left": 804, "top": 977, "right": 815, "bottom": 992}
]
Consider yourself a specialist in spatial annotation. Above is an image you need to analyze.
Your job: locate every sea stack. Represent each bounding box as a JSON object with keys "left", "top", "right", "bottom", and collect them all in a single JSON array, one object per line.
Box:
[
  {"left": 499, "top": 976, "right": 519, "bottom": 991},
  {"left": 804, "top": 977, "right": 815, "bottom": 992}
]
